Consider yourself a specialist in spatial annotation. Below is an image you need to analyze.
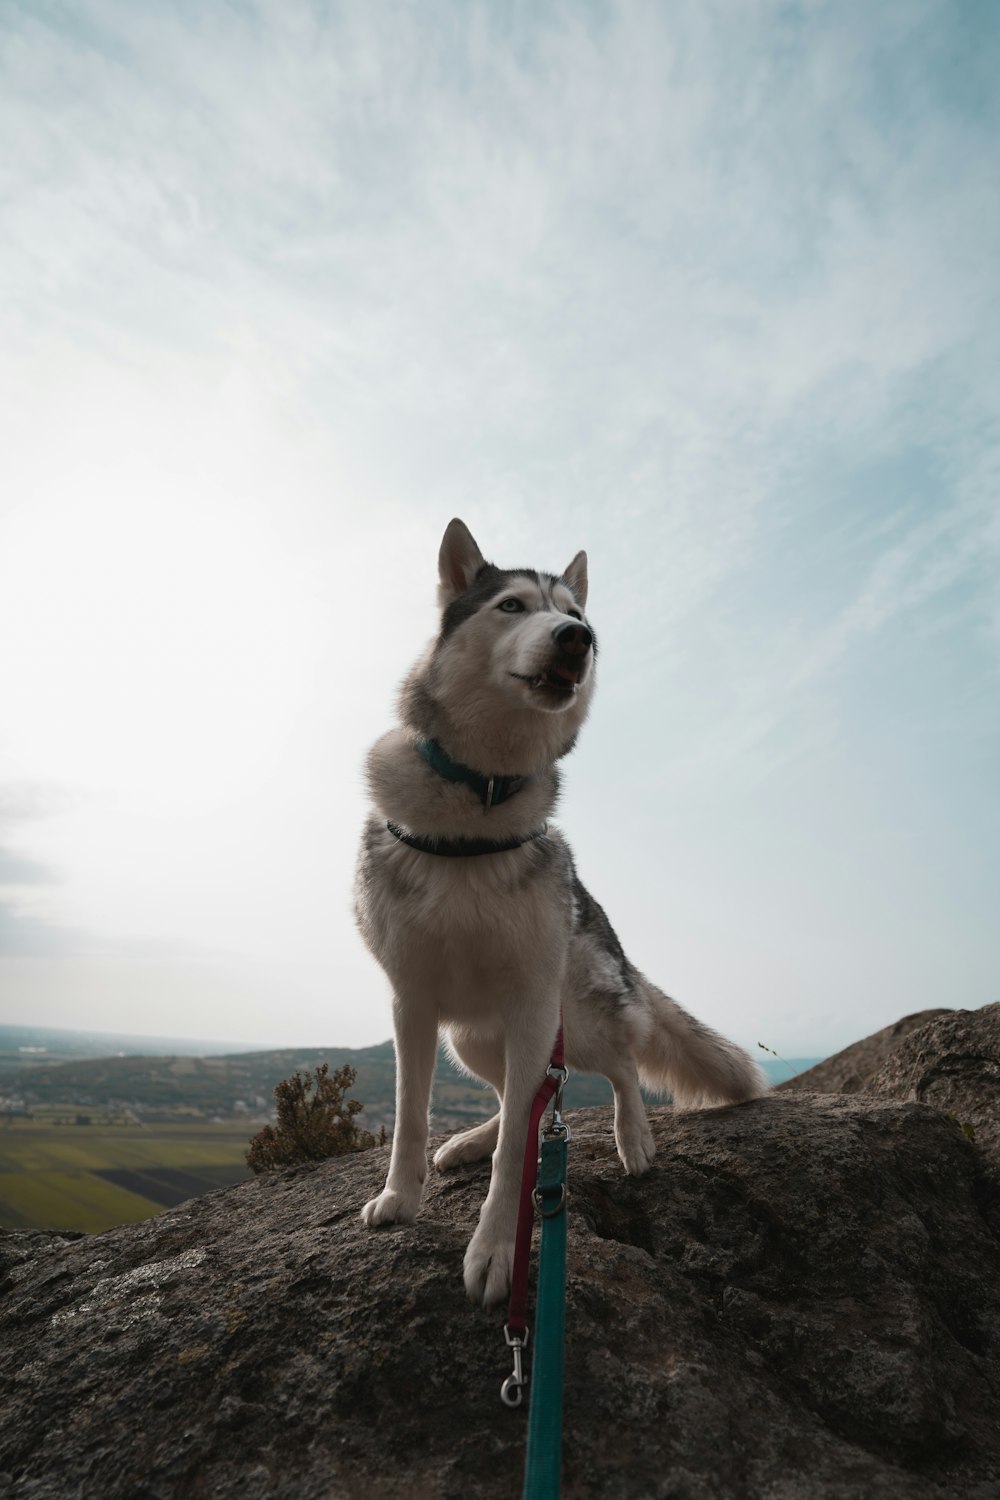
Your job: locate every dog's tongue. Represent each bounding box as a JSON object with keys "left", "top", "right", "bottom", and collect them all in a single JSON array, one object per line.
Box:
[{"left": 550, "top": 664, "right": 579, "bottom": 683}]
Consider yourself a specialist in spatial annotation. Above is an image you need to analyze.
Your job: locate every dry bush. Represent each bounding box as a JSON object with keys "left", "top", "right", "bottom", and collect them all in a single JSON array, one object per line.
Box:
[{"left": 246, "top": 1062, "right": 385, "bottom": 1174}]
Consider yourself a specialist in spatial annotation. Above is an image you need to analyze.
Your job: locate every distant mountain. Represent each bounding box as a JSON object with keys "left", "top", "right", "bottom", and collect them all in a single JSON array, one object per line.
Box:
[
  {"left": 3, "top": 1039, "right": 618, "bottom": 1128},
  {"left": 1, "top": 1024, "right": 826, "bottom": 1125},
  {"left": 2, "top": 1040, "right": 399, "bottom": 1126},
  {"left": 0, "top": 1024, "right": 258, "bottom": 1064}
]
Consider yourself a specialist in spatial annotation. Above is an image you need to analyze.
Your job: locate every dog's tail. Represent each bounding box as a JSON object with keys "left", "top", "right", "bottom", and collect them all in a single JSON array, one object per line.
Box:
[{"left": 636, "top": 982, "right": 768, "bottom": 1109}]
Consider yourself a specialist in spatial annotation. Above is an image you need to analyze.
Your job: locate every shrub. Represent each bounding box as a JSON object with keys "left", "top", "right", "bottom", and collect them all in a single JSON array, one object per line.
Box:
[{"left": 246, "top": 1062, "right": 385, "bottom": 1174}]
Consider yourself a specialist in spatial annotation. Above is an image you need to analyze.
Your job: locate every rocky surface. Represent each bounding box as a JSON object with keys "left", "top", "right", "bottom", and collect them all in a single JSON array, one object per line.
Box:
[
  {"left": 871, "top": 1005, "right": 1000, "bottom": 1156},
  {"left": 3, "top": 1009, "right": 1000, "bottom": 1500},
  {"left": 777, "top": 1008, "right": 955, "bottom": 1094},
  {"left": 870, "top": 1004, "right": 1000, "bottom": 1241}
]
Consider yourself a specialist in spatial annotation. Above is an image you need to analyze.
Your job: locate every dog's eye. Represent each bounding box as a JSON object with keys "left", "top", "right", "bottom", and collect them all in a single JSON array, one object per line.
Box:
[
  {"left": 497, "top": 598, "right": 525, "bottom": 613},
  {"left": 565, "top": 608, "right": 582, "bottom": 621}
]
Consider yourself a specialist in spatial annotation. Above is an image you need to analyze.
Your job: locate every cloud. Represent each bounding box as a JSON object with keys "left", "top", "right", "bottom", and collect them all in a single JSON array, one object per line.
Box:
[
  {"left": 0, "top": 782, "right": 80, "bottom": 829},
  {"left": 4, "top": 4, "right": 996, "bottom": 603},
  {"left": 0, "top": 846, "right": 53, "bottom": 885},
  {"left": 0, "top": 901, "right": 83, "bottom": 957},
  {"left": 0, "top": 785, "right": 81, "bottom": 954}
]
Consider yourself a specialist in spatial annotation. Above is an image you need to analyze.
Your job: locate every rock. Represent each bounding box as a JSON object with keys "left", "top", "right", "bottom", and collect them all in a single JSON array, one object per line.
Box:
[
  {"left": 870, "top": 1004, "right": 1000, "bottom": 1160},
  {"left": 776, "top": 1009, "right": 955, "bottom": 1094},
  {"left": 777, "top": 1002, "right": 1000, "bottom": 1239},
  {"left": 2, "top": 1076, "right": 999, "bottom": 1499},
  {"left": 869, "top": 1003, "right": 1000, "bottom": 1248}
]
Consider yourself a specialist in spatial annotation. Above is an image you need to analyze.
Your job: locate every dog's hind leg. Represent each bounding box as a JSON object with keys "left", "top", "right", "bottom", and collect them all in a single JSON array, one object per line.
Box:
[
  {"left": 607, "top": 1059, "right": 656, "bottom": 1175},
  {"left": 434, "top": 1114, "right": 501, "bottom": 1170},
  {"left": 567, "top": 1022, "right": 656, "bottom": 1175},
  {"left": 433, "top": 1029, "right": 504, "bottom": 1170},
  {"left": 361, "top": 991, "right": 438, "bottom": 1227}
]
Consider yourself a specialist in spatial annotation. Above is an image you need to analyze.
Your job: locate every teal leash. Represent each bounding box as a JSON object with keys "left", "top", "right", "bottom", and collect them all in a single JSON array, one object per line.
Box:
[{"left": 522, "top": 1125, "right": 570, "bottom": 1499}]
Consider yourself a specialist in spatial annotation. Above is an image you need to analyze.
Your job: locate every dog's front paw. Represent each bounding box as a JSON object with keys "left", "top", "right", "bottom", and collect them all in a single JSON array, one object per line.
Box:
[
  {"left": 360, "top": 1186, "right": 420, "bottom": 1227},
  {"left": 616, "top": 1126, "right": 656, "bottom": 1176},
  {"left": 463, "top": 1227, "right": 515, "bottom": 1307}
]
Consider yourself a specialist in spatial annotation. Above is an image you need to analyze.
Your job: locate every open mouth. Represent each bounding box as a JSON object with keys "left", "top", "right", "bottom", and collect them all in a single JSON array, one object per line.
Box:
[{"left": 511, "top": 662, "right": 585, "bottom": 696}]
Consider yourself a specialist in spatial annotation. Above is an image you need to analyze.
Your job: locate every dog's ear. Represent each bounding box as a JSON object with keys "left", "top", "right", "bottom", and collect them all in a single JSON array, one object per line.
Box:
[
  {"left": 562, "top": 550, "right": 588, "bottom": 610},
  {"left": 438, "top": 518, "right": 486, "bottom": 604}
]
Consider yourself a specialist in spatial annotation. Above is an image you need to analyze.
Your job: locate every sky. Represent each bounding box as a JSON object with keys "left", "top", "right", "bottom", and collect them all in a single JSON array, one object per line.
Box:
[{"left": 0, "top": 0, "right": 997, "bottom": 1059}]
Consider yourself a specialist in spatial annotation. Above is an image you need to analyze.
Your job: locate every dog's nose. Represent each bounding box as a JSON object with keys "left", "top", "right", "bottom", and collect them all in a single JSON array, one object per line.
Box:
[{"left": 553, "top": 620, "right": 592, "bottom": 656}]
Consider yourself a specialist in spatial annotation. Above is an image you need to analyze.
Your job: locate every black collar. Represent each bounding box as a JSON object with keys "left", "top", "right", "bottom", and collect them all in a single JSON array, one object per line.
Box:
[
  {"left": 386, "top": 821, "right": 548, "bottom": 857},
  {"left": 415, "top": 737, "right": 528, "bottom": 811}
]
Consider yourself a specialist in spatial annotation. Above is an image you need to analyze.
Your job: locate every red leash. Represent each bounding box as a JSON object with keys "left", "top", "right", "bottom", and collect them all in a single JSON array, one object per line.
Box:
[{"left": 501, "top": 1021, "right": 567, "bottom": 1406}]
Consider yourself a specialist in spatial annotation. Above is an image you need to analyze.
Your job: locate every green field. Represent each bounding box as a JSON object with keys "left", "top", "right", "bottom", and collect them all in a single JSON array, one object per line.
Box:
[{"left": 0, "top": 1121, "right": 254, "bottom": 1233}]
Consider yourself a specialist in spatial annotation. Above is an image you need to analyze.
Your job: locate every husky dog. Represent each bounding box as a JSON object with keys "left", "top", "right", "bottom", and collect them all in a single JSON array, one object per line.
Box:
[{"left": 355, "top": 519, "right": 765, "bottom": 1306}]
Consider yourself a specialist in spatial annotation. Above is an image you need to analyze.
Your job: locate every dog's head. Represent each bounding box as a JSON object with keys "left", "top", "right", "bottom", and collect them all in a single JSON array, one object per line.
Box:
[{"left": 433, "top": 518, "right": 596, "bottom": 722}]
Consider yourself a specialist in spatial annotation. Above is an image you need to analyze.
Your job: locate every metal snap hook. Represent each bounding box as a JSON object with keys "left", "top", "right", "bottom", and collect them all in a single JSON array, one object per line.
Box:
[{"left": 501, "top": 1325, "right": 529, "bottom": 1407}]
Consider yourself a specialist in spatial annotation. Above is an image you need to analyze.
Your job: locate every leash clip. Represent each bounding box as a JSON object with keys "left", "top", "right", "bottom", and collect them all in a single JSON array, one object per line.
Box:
[
  {"left": 501, "top": 1324, "right": 529, "bottom": 1407},
  {"left": 544, "top": 1062, "right": 571, "bottom": 1142}
]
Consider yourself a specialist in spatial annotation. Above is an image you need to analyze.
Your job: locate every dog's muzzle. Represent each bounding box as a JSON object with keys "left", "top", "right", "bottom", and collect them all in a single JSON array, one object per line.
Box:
[{"left": 516, "top": 620, "right": 593, "bottom": 695}]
